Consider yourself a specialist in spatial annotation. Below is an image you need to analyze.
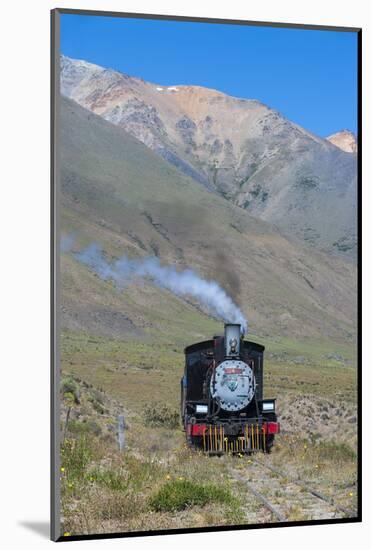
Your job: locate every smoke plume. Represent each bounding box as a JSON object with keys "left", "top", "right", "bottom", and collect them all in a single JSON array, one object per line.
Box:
[{"left": 73, "top": 243, "right": 248, "bottom": 333}]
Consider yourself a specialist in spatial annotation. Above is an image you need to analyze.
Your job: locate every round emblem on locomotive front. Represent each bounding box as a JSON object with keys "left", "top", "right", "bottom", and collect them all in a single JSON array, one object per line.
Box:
[
  {"left": 227, "top": 376, "right": 238, "bottom": 392},
  {"left": 210, "top": 360, "right": 255, "bottom": 412}
]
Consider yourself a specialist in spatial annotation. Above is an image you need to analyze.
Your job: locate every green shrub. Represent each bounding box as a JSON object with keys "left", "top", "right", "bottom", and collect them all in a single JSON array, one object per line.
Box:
[
  {"left": 67, "top": 420, "right": 91, "bottom": 435},
  {"left": 65, "top": 418, "right": 100, "bottom": 438},
  {"left": 149, "top": 479, "right": 233, "bottom": 512},
  {"left": 315, "top": 440, "right": 356, "bottom": 462},
  {"left": 90, "top": 389, "right": 104, "bottom": 405},
  {"left": 297, "top": 176, "right": 319, "bottom": 190},
  {"left": 143, "top": 403, "right": 179, "bottom": 429},
  {"left": 61, "top": 377, "right": 80, "bottom": 404},
  {"left": 250, "top": 184, "right": 262, "bottom": 198},
  {"left": 84, "top": 420, "right": 102, "bottom": 436},
  {"left": 89, "top": 397, "right": 105, "bottom": 414},
  {"left": 61, "top": 436, "right": 92, "bottom": 480},
  {"left": 87, "top": 468, "right": 129, "bottom": 492}
]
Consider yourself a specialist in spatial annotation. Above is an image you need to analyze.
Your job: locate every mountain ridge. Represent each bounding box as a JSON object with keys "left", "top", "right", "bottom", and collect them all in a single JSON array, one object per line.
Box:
[{"left": 61, "top": 55, "right": 357, "bottom": 259}]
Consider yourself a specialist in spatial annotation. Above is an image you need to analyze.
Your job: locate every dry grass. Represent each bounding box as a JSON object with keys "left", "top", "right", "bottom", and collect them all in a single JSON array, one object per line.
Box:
[
  {"left": 60, "top": 430, "right": 246, "bottom": 536},
  {"left": 59, "top": 331, "right": 358, "bottom": 537}
]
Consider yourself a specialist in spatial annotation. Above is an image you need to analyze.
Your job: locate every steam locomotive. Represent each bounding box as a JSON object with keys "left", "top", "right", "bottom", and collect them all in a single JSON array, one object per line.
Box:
[{"left": 181, "top": 323, "right": 279, "bottom": 454}]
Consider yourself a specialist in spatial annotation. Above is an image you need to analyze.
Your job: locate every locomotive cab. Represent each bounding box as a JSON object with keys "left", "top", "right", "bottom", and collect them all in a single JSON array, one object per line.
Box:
[{"left": 181, "top": 323, "right": 279, "bottom": 454}]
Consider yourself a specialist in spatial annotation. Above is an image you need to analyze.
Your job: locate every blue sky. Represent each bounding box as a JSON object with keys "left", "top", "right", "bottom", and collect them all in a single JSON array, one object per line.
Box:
[{"left": 60, "top": 14, "right": 358, "bottom": 137}]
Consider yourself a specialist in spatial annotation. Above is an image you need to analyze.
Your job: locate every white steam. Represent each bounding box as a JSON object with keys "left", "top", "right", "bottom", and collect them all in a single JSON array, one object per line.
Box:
[{"left": 73, "top": 243, "right": 248, "bottom": 333}]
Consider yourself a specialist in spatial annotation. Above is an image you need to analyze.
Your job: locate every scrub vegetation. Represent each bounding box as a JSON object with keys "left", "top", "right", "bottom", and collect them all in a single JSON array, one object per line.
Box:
[{"left": 59, "top": 327, "right": 357, "bottom": 536}]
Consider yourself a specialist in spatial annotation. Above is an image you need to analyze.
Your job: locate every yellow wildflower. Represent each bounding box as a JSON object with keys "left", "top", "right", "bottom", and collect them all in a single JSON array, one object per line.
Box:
[
  {"left": 166, "top": 474, "right": 171, "bottom": 480},
  {"left": 64, "top": 532, "right": 71, "bottom": 537},
  {"left": 60, "top": 467, "right": 65, "bottom": 472},
  {"left": 349, "top": 492, "right": 354, "bottom": 497}
]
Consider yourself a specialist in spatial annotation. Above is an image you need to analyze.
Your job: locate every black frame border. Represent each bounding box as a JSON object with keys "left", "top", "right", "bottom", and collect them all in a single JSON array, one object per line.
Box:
[{"left": 51, "top": 7, "right": 362, "bottom": 543}]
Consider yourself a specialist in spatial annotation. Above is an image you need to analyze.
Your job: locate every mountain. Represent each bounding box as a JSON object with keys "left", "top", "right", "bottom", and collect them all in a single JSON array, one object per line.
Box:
[
  {"left": 326, "top": 130, "right": 357, "bottom": 153},
  {"left": 60, "top": 55, "right": 357, "bottom": 258},
  {"left": 60, "top": 96, "right": 356, "bottom": 345}
]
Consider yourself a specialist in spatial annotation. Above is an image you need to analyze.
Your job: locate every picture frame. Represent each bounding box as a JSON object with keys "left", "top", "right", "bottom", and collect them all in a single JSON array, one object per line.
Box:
[{"left": 51, "top": 8, "right": 361, "bottom": 542}]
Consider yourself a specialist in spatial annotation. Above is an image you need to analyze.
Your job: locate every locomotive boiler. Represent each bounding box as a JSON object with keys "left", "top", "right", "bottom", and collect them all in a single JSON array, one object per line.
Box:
[{"left": 180, "top": 323, "right": 279, "bottom": 454}]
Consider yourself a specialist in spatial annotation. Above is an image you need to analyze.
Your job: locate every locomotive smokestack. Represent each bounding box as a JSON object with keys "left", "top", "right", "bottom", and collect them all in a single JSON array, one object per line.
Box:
[{"left": 224, "top": 323, "right": 241, "bottom": 357}]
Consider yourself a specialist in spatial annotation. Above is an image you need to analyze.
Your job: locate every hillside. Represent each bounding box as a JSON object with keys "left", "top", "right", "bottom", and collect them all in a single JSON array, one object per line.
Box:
[
  {"left": 60, "top": 96, "right": 356, "bottom": 346},
  {"left": 61, "top": 55, "right": 357, "bottom": 258}
]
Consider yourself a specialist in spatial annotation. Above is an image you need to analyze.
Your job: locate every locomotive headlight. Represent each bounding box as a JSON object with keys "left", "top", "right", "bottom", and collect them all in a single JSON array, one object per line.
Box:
[
  {"left": 262, "top": 400, "right": 275, "bottom": 412},
  {"left": 196, "top": 405, "right": 208, "bottom": 414}
]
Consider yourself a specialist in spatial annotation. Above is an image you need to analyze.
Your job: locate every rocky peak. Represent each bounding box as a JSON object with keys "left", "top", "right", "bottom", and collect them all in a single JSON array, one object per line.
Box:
[{"left": 326, "top": 130, "right": 357, "bottom": 153}]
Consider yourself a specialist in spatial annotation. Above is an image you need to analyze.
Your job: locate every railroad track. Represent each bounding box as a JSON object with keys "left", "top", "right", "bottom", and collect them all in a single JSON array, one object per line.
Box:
[{"left": 229, "top": 458, "right": 357, "bottom": 523}]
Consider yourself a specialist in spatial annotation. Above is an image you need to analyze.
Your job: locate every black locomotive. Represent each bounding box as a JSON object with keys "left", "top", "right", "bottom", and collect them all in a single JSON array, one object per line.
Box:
[{"left": 181, "top": 323, "right": 279, "bottom": 454}]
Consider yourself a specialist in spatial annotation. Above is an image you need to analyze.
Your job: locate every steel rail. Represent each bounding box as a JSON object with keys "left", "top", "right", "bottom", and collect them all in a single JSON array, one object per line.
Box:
[
  {"left": 232, "top": 470, "right": 287, "bottom": 522},
  {"left": 251, "top": 458, "right": 357, "bottom": 518}
]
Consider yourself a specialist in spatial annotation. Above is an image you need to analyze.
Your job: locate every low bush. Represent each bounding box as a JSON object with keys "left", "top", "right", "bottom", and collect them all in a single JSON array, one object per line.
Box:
[
  {"left": 61, "top": 376, "right": 80, "bottom": 404},
  {"left": 143, "top": 403, "right": 179, "bottom": 429},
  {"left": 67, "top": 419, "right": 91, "bottom": 435},
  {"left": 87, "top": 468, "right": 129, "bottom": 492},
  {"left": 315, "top": 440, "right": 356, "bottom": 462},
  {"left": 149, "top": 479, "right": 234, "bottom": 512},
  {"left": 89, "top": 397, "right": 106, "bottom": 415},
  {"left": 85, "top": 420, "right": 102, "bottom": 436},
  {"left": 61, "top": 436, "right": 92, "bottom": 480}
]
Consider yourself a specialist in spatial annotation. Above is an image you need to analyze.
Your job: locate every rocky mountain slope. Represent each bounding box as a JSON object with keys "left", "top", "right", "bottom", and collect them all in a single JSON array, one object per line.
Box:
[
  {"left": 60, "top": 55, "right": 357, "bottom": 258},
  {"left": 326, "top": 130, "right": 357, "bottom": 153},
  {"left": 60, "top": 97, "right": 356, "bottom": 344}
]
